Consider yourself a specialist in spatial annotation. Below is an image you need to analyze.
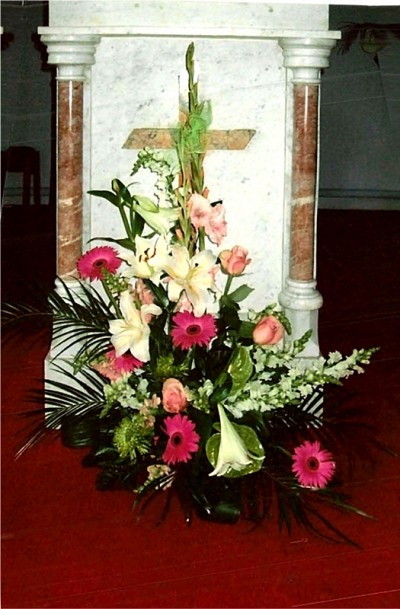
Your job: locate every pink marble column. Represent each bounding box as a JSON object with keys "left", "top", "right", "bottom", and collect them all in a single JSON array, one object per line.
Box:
[
  {"left": 290, "top": 83, "right": 319, "bottom": 282},
  {"left": 57, "top": 80, "right": 84, "bottom": 279},
  {"left": 278, "top": 37, "right": 338, "bottom": 356},
  {"left": 38, "top": 33, "right": 100, "bottom": 282}
]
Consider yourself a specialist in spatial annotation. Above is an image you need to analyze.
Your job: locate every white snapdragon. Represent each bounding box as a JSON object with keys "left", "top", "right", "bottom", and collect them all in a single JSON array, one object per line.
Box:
[
  {"left": 104, "top": 377, "right": 136, "bottom": 409},
  {"left": 192, "top": 379, "right": 214, "bottom": 412}
]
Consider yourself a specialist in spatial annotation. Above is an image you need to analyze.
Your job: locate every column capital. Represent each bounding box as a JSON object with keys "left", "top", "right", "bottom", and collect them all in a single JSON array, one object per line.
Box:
[
  {"left": 39, "top": 31, "right": 101, "bottom": 80},
  {"left": 279, "top": 36, "right": 338, "bottom": 83}
]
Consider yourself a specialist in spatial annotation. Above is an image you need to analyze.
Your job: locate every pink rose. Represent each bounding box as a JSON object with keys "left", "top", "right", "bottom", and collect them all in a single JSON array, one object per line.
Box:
[
  {"left": 253, "top": 315, "right": 284, "bottom": 345},
  {"left": 162, "top": 378, "right": 188, "bottom": 413},
  {"left": 219, "top": 246, "right": 251, "bottom": 276},
  {"left": 205, "top": 203, "right": 227, "bottom": 246}
]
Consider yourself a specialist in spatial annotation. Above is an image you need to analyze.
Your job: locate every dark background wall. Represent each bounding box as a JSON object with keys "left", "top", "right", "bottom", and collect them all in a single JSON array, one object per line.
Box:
[
  {"left": 319, "top": 4, "right": 400, "bottom": 209},
  {"left": 1, "top": 0, "right": 54, "bottom": 206},
  {"left": 1, "top": 2, "right": 399, "bottom": 209}
]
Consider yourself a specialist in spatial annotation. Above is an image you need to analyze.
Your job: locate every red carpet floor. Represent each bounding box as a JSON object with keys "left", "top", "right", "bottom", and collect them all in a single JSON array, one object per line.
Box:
[{"left": 2, "top": 207, "right": 400, "bottom": 608}]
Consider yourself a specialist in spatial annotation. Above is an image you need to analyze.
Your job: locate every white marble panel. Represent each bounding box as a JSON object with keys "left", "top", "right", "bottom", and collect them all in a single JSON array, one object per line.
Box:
[
  {"left": 86, "top": 36, "right": 288, "bottom": 309},
  {"left": 50, "top": 1, "right": 329, "bottom": 31}
]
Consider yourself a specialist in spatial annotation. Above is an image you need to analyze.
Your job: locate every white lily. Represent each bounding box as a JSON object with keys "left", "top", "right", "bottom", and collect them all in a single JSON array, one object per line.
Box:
[
  {"left": 162, "top": 245, "right": 217, "bottom": 316},
  {"left": 120, "top": 235, "right": 168, "bottom": 282},
  {"left": 209, "top": 404, "right": 255, "bottom": 477},
  {"left": 109, "top": 290, "right": 162, "bottom": 362},
  {"left": 133, "top": 195, "right": 179, "bottom": 235}
]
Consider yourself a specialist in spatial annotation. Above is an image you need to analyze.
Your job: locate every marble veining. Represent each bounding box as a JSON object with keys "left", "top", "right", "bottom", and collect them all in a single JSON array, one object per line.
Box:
[
  {"left": 58, "top": 80, "right": 83, "bottom": 278},
  {"left": 290, "top": 84, "right": 318, "bottom": 281}
]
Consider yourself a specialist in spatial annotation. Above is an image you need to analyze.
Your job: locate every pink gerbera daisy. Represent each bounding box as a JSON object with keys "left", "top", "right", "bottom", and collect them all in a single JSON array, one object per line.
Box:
[
  {"left": 292, "top": 440, "right": 336, "bottom": 489},
  {"left": 162, "top": 414, "right": 200, "bottom": 465},
  {"left": 170, "top": 311, "right": 217, "bottom": 350},
  {"left": 106, "top": 349, "right": 143, "bottom": 373},
  {"left": 92, "top": 349, "right": 142, "bottom": 381},
  {"left": 77, "top": 246, "right": 122, "bottom": 281}
]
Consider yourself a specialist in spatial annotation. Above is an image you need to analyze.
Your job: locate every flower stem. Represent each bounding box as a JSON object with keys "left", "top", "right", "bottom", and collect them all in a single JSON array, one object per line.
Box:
[{"left": 224, "top": 275, "right": 234, "bottom": 297}]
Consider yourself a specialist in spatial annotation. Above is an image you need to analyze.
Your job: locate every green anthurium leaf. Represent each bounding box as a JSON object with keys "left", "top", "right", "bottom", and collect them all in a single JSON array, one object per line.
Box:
[
  {"left": 88, "top": 190, "right": 119, "bottom": 206},
  {"left": 228, "top": 284, "right": 254, "bottom": 303},
  {"left": 206, "top": 423, "right": 264, "bottom": 478},
  {"left": 228, "top": 346, "right": 253, "bottom": 395}
]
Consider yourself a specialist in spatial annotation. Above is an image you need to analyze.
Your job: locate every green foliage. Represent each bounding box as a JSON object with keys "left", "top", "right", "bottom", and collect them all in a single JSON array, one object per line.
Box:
[
  {"left": 228, "top": 347, "right": 253, "bottom": 395},
  {"left": 113, "top": 415, "right": 153, "bottom": 460},
  {"left": 48, "top": 278, "right": 112, "bottom": 364}
]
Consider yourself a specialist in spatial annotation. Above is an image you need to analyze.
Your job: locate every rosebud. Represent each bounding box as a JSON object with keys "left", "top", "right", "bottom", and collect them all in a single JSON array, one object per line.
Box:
[
  {"left": 253, "top": 315, "right": 284, "bottom": 345},
  {"left": 219, "top": 246, "right": 251, "bottom": 276}
]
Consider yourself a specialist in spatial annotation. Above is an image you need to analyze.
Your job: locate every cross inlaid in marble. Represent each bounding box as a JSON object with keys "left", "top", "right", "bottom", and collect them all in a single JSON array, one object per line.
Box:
[{"left": 123, "top": 127, "right": 256, "bottom": 151}]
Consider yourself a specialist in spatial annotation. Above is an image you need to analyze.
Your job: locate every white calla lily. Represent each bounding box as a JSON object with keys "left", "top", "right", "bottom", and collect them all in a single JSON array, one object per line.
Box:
[
  {"left": 109, "top": 290, "right": 162, "bottom": 362},
  {"left": 209, "top": 404, "right": 255, "bottom": 477},
  {"left": 162, "top": 245, "right": 217, "bottom": 316}
]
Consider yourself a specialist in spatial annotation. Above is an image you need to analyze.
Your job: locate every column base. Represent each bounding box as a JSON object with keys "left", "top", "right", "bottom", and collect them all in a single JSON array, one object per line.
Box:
[{"left": 278, "top": 278, "right": 323, "bottom": 359}]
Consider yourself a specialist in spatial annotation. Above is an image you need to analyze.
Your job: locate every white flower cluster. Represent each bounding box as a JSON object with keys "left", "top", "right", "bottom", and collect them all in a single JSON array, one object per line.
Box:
[
  {"left": 103, "top": 376, "right": 151, "bottom": 411},
  {"left": 191, "top": 379, "right": 214, "bottom": 413},
  {"left": 132, "top": 148, "right": 178, "bottom": 208},
  {"left": 224, "top": 343, "right": 377, "bottom": 419}
]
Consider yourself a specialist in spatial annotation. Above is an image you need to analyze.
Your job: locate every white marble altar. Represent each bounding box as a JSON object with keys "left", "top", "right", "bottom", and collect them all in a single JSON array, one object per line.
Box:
[{"left": 39, "top": 0, "right": 340, "bottom": 359}]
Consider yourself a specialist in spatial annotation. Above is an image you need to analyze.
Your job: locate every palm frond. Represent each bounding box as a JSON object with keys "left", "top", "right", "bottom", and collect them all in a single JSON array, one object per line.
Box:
[
  {"left": 47, "top": 278, "right": 114, "bottom": 359},
  {"left": 1, "top": 301, "right": 53, "bottom": 340},
  {"left": 16, "top": 364, "right": 107, "bottom": 458}
]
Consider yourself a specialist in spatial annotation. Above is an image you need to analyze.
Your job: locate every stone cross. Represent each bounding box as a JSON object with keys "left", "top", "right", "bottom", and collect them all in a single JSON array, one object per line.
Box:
[{"left": 123, "top": 127, "right": 255, "bottom": 151}]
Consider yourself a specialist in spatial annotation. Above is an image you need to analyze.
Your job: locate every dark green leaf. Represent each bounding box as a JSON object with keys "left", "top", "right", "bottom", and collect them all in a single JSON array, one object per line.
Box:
[
  {"left": 228, "top": 284, "right": 254, "bottom": 303},
  {"left": 88, "top": 189, "right": 119, "bottom": 206}
]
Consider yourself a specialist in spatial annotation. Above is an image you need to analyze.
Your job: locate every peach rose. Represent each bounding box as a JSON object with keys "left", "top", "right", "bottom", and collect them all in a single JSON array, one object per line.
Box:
[
  {"left": 253, "top": 315, "right": 284, "bottom": 345},
  {"left": 219, "top": 246, "right": 251, "bottom": 276},
  {"left": 162, "top": 378, "right": 188, "bottom": 413}
]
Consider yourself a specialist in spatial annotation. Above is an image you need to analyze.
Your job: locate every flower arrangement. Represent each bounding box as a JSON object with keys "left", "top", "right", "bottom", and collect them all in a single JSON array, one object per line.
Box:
[{"left": 7, "top": 44, "right": 378, "bottom": 543}]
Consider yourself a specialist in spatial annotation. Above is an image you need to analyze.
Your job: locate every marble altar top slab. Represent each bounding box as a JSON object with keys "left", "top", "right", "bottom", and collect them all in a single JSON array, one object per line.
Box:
[
  {"left": 39, "top": 26, "right": 340, "bottom": 40},
  {"left": 48, "top": 1, "right": 332, "bottom": 33}
]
